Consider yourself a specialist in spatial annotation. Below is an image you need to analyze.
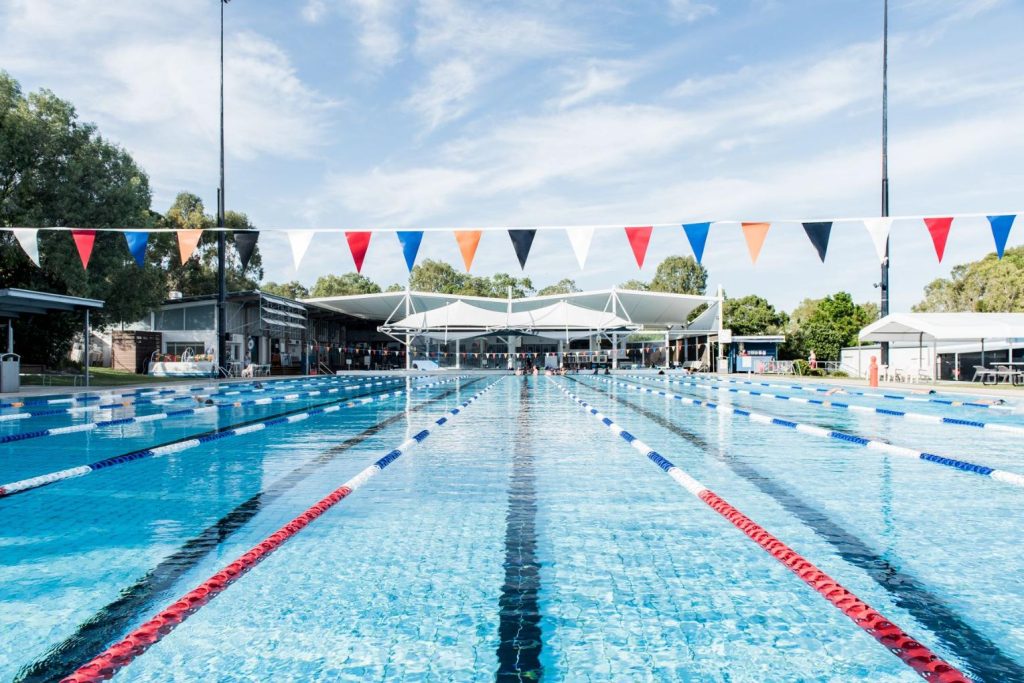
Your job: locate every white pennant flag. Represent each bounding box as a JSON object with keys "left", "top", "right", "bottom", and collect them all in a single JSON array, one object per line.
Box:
[
  {"left": 862, "top": 218, "right": 893, "bottom": 263},
  {"left": 11, "top": 228, "right": 40, "bottom": 266},
  {"left": 565, "top": 226, "right": 595, "bottom": 269},
  {"left": 287, "top": 230, "right": 316, "bottom": 270}
]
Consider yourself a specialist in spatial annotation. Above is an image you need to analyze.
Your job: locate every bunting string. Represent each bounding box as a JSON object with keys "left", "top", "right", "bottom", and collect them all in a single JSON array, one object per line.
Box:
[{"left": 2, "top": 211, "right": 1020, "bottom": 272}]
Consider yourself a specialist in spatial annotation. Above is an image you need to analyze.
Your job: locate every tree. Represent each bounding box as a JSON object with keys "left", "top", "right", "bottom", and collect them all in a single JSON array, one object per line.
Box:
[
  {"left": 149, "top": 192, "right": 263, "bottom": 296},
  {"left": 261, "top": 281, "right": 310, "bottom": 300},
  {"left": 649, "top": 255, "right": 708, "bottom": 295},
  {"left": 409, "top": 259, "right": 467, "bottom": 294},
  {"left": 0, "top": 72, "right": 162, "bottom": 364},
  {"left": 788, "top": 292, "right": 877, "bottom": 361},
  {"left": 489, "top": 272, "right": 534, "bottom": 298},
  {"left": 724, "top": 295, "right": 788, "bottom": 336},
  {"left": 914, "top": 246, "right": 1024, "bottom": 312},
  {"left": 538, "top": 278, "right": 581, "bottom": 296},
  {"left": 309, "top": 272, "right": 381, "bottom": 297},
  {"left": 385, "top": 282, "right": 405, "bottom": 292},
  {"left": 619, "top": 279, "right": 649, "bottom": 291}
]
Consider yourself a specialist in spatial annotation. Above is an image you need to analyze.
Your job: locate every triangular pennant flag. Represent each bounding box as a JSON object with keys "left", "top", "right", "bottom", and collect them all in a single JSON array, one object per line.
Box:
[
  {"left": 862, "top": 218, "right": 893, "bottom": 263},
  {"left": 176, "top": 229, "right": 203, "bottom": 264},
  {"left": 923, "top": 217, "right": 953, "bottom": 262},
  {"left": 565, "top": 226, "right": 594, "bottom": 269},
  {"left": 124, "top": 232, "right": 149, "bottom": 267},
  {"left": 287, "top": 230, "right": 316, "bottom": 270},
  {"left": 397, "top": 231, "right": 424, "bottom": 272},
  {"left": 233, "top": 231, "right": 259, "bottom": 270},
  {"left": 801, "top": 222, "right": 832, "bottom": 262},
  {"left": 740, "top": 222, "right": 771, "bottom": 264},
  {"left": 71, "top": 229, "right": 96, "bottom": 269},
  {"left": 507, "top": 229, "right": 537, "bottom": 269},
  {"left": 11, "top": 228, "right": 40, "bottom": 266},
  {"left": 624, "top": 226, "right": 653, "bottom": 268},
  {"left": 345, "top": 231, "right": 372, "bottom": 273},
  {"left": 454, "top": 230, "right": 482, "bottom": 271},
  {"left": 988, "top": 215, "right": 1015, "bottom": 259},
  {"left": 682, "top": 222, "right": 711, "bottom": 264}
]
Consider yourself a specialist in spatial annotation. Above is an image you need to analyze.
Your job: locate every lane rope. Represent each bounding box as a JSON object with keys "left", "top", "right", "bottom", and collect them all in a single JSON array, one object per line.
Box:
[
  {"left": 59, "top": 377, "right": 503, "bottom": 683},
  {"left": 629, "top": 374, "right": 1024, "bottom": 436},
  {"left": 552, "top": 378, "right": 968, "bottom": 683},
  {"left": 0, "top": 376, "right": 465, "bottom": 499},
  {"left": 0, "top": 370, "right": 385, "bottom": 413},
  {"left": 0, "top": 377, "right": 421, "bottom": 445},
  {"left": 594, "top": 376, "right": 1024, "bottom": 490},
  {"left": 690, "top": 374, "right": 1014, "bottom": 412}
]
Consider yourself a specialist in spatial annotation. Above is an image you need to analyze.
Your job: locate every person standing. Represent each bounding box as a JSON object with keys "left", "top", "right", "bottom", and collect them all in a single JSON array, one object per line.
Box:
[{"left": 808, "top": 349, "right": 817, "bottom": 370}]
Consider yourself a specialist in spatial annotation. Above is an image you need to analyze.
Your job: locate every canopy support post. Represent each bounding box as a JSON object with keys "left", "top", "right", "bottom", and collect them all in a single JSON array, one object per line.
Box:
[
  {"left": 664, "top": 329, "right": 671, "bottom": 370},
  {"left": 83, "top": 308, "right": 90, "bottom": 387},
  {"left": 612, "top": 333, "right": 618, "bottom": 370},
  {"left": 405, "top": 334, "right": 411, "bottom": 371},
  {"left": 455, "top": 338, "right": 460, "bottom": 370}
]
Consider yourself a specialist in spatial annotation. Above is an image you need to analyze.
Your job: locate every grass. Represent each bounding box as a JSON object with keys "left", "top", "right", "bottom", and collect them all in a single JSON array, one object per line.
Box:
[{"left": 20, "top": 368, "right": 188, "bottom": 387}]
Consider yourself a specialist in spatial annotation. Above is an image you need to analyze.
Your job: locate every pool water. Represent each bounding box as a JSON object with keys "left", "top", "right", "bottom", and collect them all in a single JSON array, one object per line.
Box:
[{"left": 1, "top": 373, "right": 1022, "bottom": 682}]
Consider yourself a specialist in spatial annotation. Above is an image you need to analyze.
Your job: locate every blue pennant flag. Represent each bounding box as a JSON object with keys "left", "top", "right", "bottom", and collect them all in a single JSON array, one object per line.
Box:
[
  {"left": 124, "top": 231, "right": 149, "bottom": 267},
  {"left": 397, "top": 231, "right": 424, "bottom": 271},
  {"left": 682, "top": 222, "right": 711, "bottom": 263},
  {"left": 988, "top": 215, "right": 1016, "bottom": 259}
]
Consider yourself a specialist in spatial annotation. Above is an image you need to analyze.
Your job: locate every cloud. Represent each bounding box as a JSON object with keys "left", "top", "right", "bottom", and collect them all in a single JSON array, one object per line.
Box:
[
  {"left": 666, "top": 0, "right": 717, "bottom": 23},
  {"left": 406, "top": 58, "right": 478, "bottom": 130},
  {"left": 0, "top": 1, "right": 336, "bottom": 202},
  {"left": 301, "top": 0, "right": 329, "bottom": 23},
  {"left": 555, "top": 62, "right": 633, "bottom": 109},
  {"left": 405, "top": 0, "right": 580, "bottom": 129}
]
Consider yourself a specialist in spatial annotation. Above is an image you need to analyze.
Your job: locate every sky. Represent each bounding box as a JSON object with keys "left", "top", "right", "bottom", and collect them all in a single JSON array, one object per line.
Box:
[{"left": 1, "top": 0, "right": 1022, "bottom": 312}]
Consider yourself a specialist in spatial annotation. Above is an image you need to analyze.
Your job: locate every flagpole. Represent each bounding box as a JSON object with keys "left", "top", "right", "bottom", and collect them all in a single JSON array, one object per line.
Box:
[
  {"left": 217, "top": 0, "right": 229, "bottom": 376},
  {"left": 879, "top": 0, "right": 890, "bottom": 366}
]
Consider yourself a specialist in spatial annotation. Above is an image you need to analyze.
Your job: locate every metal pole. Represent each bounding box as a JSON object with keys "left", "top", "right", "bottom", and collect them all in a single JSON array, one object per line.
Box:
[
  {"left": 83, "top": 308, "right": 90, "bottom": 387},
  {"left": 880, "top": 0, "right": 891, "bottom": 366},
  {"left": 216, "top": 0, "right": 228, "bottom": 375}
]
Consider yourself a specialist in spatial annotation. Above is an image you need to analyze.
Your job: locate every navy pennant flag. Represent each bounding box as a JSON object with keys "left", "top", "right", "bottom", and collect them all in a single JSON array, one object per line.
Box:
[
  {"left": 508, "top": 229, "right": 537, "bottom": 269},
  {"left": 233, "top": 231, "right": 260, "bottom": 270},
  {"left": 801, "top": 222, "right": 832, "bottom": 262}
]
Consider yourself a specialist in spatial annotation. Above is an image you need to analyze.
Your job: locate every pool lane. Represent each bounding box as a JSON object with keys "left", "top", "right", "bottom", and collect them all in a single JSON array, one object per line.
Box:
[
  {"left": 1, "top": 379, "right": 483, "bottom": 683},
  {"left": 570, "top": 376, "right": 1024, "bottom": 680},
  {"left": 573, "top": 377, "right": 1024, "bottom": 682}
]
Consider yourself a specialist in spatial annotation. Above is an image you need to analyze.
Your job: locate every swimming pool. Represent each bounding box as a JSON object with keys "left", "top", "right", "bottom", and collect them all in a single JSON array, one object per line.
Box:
[{"left": 1, "top": 373, "right": 1021, "bottom": 681}]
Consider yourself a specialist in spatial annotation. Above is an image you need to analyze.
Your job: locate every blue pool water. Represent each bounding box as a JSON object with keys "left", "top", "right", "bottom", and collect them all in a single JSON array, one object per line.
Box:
[{"left": 1, "top": 373, "right": 1022, "bottom": 681}]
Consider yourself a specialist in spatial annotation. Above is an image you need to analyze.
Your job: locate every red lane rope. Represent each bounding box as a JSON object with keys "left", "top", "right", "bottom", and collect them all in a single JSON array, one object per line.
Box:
[{"left": 698, "top": 490, "right": 967, "bottom": 682}]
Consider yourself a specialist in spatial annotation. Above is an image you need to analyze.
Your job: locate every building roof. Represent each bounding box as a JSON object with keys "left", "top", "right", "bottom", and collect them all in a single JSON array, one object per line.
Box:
[
  {"left": 0, "top": 288, "right": 104, "bottom": 318},
  {"left": 859, "top": 313, "right": 1024, "bottom": 343},
  {"left": 304, "top": 288, "right": 718, "bottom": 331}
]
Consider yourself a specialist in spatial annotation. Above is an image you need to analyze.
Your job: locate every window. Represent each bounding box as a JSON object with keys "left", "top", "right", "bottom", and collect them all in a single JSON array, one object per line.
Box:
[
  {"left": 166, "top": 341, "right": 205, "bottom": 357},
  {"left": 155, "top": 308, "right": 185, "bottom": 331},
  {"left": 185, "top": 304, "right": 215, "bottom": 330}
]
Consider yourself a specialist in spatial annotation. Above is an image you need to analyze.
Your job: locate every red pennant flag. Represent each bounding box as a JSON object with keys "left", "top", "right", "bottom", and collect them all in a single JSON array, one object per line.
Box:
[
  {"left": 624, "top": 226, "right": 653, "bottom": 268},
  {"left": 345, "top": 231, "right": 372, "bottom": 273},
  {"left": 924, "top": 217, "right": 953, "bottom": 262},
  {"left": 71, "top": 229, "right": 96, "bottom": 269}
]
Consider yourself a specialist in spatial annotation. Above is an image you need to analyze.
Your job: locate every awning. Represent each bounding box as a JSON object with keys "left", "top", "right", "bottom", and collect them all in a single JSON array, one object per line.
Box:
[
  {"left": 0, "top": 288, "right": 104, "bottom": 318},
  {"left": 859, "top": 313, "right": 1024, "bottom": 343}
]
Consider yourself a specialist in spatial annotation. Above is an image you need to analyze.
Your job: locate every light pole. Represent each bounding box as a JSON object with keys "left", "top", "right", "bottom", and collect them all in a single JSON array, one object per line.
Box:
[
  {"left": 879, "top": 0, "right": 890, "bottom": 365},
  {"left": 217, "top": 0, "right": 230, "bottom": 374}
]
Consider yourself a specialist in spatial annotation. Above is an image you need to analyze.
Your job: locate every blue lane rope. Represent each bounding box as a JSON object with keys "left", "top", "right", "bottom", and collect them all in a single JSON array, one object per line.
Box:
[
  {"left": 0, "top": 375, "right": 469, "bottom": 498},
  {"left": 627, "top": 374, "right": 1024, "bottom": 436},
  {"left": 591, "top": 376, "right": 1024, "bottom": 490}
]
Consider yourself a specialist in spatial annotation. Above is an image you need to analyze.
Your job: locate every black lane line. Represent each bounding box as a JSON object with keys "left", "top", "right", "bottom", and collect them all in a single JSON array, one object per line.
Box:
[
  {"left": 15, "top": 378, "right": 483, "bottom": 683},
  {"left": 496, "top": 377, "right": 543, "bottom": 682},
  {"left": 571, "top": 377, "right": 1024, "bottom": 683}
]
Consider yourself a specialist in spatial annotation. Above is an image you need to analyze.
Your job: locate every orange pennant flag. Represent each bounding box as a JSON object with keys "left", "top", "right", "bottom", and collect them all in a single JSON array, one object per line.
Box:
[
  {"left": 177, "top": 230, "right": 204, "bottom": 264},
  {"left": 454, "top": 230, "right": 482, "bottom": 271},
  {"left": 741, "top": 222, "right": 771, "bottom": 264}
]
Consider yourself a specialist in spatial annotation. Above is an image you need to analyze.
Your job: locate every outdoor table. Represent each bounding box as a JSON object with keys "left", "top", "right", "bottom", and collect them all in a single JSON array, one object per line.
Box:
[{"left": 992, "top": 362, "right": 1024, "bottom": 385}]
